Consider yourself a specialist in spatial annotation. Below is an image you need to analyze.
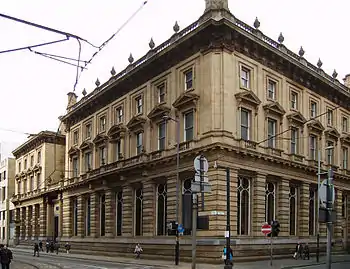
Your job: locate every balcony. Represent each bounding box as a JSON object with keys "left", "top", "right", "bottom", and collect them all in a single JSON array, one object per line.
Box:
[
  {"left": 287, "top": 154, "right": 305, "bottom": 163},
  {"left": 239, "top": 139, "right": 257, "bottom": 150},
  {"left": 264, "top": 147, "right": 283, "bottom": 157}
]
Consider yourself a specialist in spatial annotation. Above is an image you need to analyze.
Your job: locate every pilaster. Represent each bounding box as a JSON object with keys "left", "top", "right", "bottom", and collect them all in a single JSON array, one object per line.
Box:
[
  {"left": 62, "top": 196, "right": 72, "bottom": 238},
  {"left": 32, "top": 204, "right": 38, "bottom": 239},
  {"left": 299, "top": 183, "right": 309, "bottom": 236},
  {"left": 166, "top": 174, "right": 177, "bottom": 223},
  {"left": 77, "top": 195, "right": 85, "bottom": 237},
  {"left": 14, "top": 208, "right": 20, "bottom": 239},
  {"left": 278, "top": 179, "right": 290, "bottom": 236},
  {"left": 90, "top": 192, "right": 98, "bottom": 237},
  {"left": 335, "top": 189, "right": 343, "bottom": 239},
  {"left": 252, "top": 173, "right": 266, "bottom": 236},
  {"left": 39, "top": 202, "right": 47, "bottom": 238},
  {"left": 20, "top": 207, "right": 26, "bottom": 240},
  {"left": 104, "top": 189, "right": 115, "bottom": 237},
  {"left": 229, "top": 168, "right": 238, "bottom": 236},
  {"left": 122, "top": 185, "right": 133, "bottom": 236},
  {"left": 142, "top": 181, "right": 155, "bottom": 236}
]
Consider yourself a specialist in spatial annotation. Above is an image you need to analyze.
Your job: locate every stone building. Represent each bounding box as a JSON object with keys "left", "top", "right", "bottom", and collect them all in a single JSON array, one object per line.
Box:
[
  {"left": 36, "top": 0, "right": 350, "bottom": 261},
  {"left": 0, "top": 158, "right": 16, "bottom": 245},
  {"left": 12, "top": 131, "right": 65, "bottom": 242}
]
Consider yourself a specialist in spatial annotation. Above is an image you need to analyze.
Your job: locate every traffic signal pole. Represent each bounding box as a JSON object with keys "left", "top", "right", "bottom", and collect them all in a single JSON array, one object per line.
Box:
[{"left": 326, "top": 168, "right": 334, "bottom": 269}]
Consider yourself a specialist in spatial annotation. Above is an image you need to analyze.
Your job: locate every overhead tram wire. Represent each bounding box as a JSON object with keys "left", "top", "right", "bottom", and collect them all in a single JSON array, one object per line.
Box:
[
  {"left": 38, "top": 0, "right": 149, "bottom": 190},
  {"left": 257, "top": 105, "right": 341, "bottom": 145}
]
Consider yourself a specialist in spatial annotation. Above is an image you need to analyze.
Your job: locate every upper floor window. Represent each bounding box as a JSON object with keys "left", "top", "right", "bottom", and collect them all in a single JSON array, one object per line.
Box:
[
  {"left": 85, "top": 123, "right": 92, "bottom": 139},
  {"left": 184, "top": 69, "right": 193, "bottom": 90},
  {"left": 24, "top": 159, "right": 27, "bottom": 170},
  {"left": 72, "top": 157, "right": 79, "bottom": 178},
  {"left": 184, "top": 110, "right": 194, "bottom": 142},
  {"left": 158, "top": 122, "right": 166, "bottom": 151},
  {"left": 18, "top": 162, "right": 21, "bottom": 173},
  {"left": 99, "top": 116, "right": 106, "bottom": 133},
  {"left": 37, "top": 151, "right": 41, "bottom": 164},
  {"left": 310, "top": 101, "right": 317, "bottom": 118},
  {"left": 290, "top": 91, "right": 298, "bottom": 110},
  {"left": 240, "top": 67, "right": 250, "bottom": 89},
  {"left": 99, "top": 147, "right": 107, "bottom": 166},
  {"left": 84, "top": 152, "right": 92, "bottom": 172},
  {"left": 327, "top": 109, "right": 333, "bottom": 126},
  {"left": 326, "top": 141, "right": 334, "bottom": 165},
  {"left": 290, "top": 128, "right": 299, "bottom": 154},
  {"left": 136, "top": 132, "right": 143, "bottom": 155},
  {"left": 30, "top": 155, "right": 34, "bottom": 167},
  {"left": 116, "top": 107, "right": 123, "bottom": 124},
  {"left": 309, "top": 135, "right": 317, "bottom": 160},
  {"left": 115, "top": 140, "right": 121, "bottom": 161},
  {"left": 73, "top": 130, "right": 79, "bottom": 145},
  {"left": 157, "top": 83, "right": 166, "bottom": 103},
  {"left": 267, "top": 118, "right": 277, "bottom": 148},
  {"left": 136, "top": 96, "right": 143, "bottom": 114},
  {"left": 267, "top": 79, "right": 276, "bottom": 100},
  {"left": 343, "top": 147, "right": 348, "bottom": 170},
  {"left": 2, "top": 172, "right": 5, "bottom": 180},
  {"left": 342, "top": 117, "right": 348, "bottom": 133},
  {"left": 240, "top": 109, "right": 251, "bottom": 141}
]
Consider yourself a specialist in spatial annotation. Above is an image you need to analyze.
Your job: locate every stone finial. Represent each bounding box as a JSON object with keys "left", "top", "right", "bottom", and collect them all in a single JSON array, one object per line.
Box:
[
  {"left": 110, "top": 67, "right": 116, "bottom": 76},
  {"left": 332, "top": 69, "right": 338, "bottom": 79},
  {"left": 298, "top": 46, "right": 305, "bottom": 57},
  {"left": 317, "top": 58, "right": 323, "bottom": 68},
  {"left": 149, "top": 38, "right": 155, "bottom": 49},
  {"left": 95, "top": 78, "right": 100, "bottom": 87},
  {"left": 173, "top": 21, "right": 180, "bottom": 33},
  {"left": 82, "top": 88, "right": 87, "bottom": 96},
  {"left": 278, "top": 32, "right": 284, "bottom": 44},
  {"left": 253, "top": 17, "right": 260, "bottom": 29},
  {"left": 128, "top": 53, "right": 134, "bottom": 64},
  {"left": 205, "top": 0, "right": 230, "bottom": 12}
]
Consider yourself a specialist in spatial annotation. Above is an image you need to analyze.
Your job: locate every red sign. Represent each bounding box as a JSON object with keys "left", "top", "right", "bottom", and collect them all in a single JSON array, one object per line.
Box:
[{"left": 261, "top": 224, "right": 272, "bottom": 235}]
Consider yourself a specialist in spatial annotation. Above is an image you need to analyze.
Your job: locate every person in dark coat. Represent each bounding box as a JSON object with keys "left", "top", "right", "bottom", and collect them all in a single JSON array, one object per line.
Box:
[
  {"left": 38, "top": 241, "right": 43, "bottom": 252},
  {"left": 33, "top": 243, "right": 39, "bottom": 257},
  {"left": 45, "top": 241, "right": 49, "bottom": 253},
  {"left": 0, "top": 244, "right": 13, "bottom": 269}
]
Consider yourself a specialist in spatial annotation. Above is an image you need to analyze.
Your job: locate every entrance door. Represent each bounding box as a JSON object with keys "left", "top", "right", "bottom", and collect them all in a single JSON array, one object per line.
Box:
[{"left": 54, "top": 216, "right": 59, "bottom": 240}]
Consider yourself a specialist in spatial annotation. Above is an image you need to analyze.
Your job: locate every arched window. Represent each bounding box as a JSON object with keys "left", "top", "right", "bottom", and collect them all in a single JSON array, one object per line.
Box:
[
  {"left": 85, "top": 196, "right": 91, "bottom": 236},
  {"left": 116, "top": 191, "right": 123, "bottom": 236},
  {"left": 309, "top": 188, "right": 316, "bottom": 235},
  {"left": 100, "top": 194, "right": 106, "bottom": 236},
  {"left": 289, "top": 186, "right": 297, "bottom": 235},
  {"left": 265, "top": 182, "right": 275, "bottom": 224},
  {"left": 73, "top": 198, "right": 78, "bottom": 236},
  {"left": 135, "top": 188, "right": 143, "bottom": 236},
  {"left": 157, "top": 184, "right": 167, "bottom": 235},
  {"left": 237, "top": 176, "right": 250, "bottom": 235},
  {"left": 182, "top": 179, "right": 192, "bottom": 235}
]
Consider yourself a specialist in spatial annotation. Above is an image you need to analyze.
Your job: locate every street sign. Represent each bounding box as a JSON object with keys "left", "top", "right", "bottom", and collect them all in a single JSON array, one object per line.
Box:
[
  {"left": 194, "top": 174, "right": 208, "bottom": 183},
  {"left": 261, "top": 224, "right": 272, "bottom": 235},
  {"left": 191, "top": 181, "right": 211, "bottom": 193},
  {"left": 319, "top": 179, "right": 335, "bottom": 208},
  {"left": 194, "top": 155, "right": 209, "bottom": 174}
]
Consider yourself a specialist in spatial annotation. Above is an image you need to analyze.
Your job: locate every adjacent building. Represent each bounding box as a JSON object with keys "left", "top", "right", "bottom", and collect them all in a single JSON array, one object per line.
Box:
[
  {"left": 0, "top": 158, "right": 15, "bottom": 246},
  {"left": 11, "top": 131, "right": 65, "bottom": 242},
  {"left": 13, "top": 0, "right": 350, "bottom": 261}
]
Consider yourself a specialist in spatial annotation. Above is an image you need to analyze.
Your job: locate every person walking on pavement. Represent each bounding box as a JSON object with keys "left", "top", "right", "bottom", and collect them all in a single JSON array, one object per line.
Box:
[
  {"left": 134, "top": 243, "right": 143, "bottom": 259},
  {"left": 54, "top": 241, "right": 60, "bottom": 255},
  {"left": 0, "top": 244, "right": 13, "bottom": 269},
  {"left": 65, "top": 242, "right": 71, "bottom": 254},
  {"left": 222, "top": 245, "right": 233, "bottom": 266},
  {"left": 45, "top": 241, "right": 49, "bottom": 253},
  {"left": 38, "top": 241, "right": 43, "bottom": 252},
  {"left": 33, "top": 242, "right": 40, "bottom": 257}
]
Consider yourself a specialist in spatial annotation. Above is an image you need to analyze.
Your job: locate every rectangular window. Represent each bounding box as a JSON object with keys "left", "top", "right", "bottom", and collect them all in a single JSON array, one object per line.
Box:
[
  {"left": 309, "top": 135, "right": 317, "bottom": 160},
  {"left": 290, "top": 91, "right": 298, "bottom": 110},
  {"left": 116, "top": 107, "right": 123, "bottom": 123},
  {"left": 72, "top": 157, "right": 79, "bottom": 177},
  {"left": 30, "top": 156, "right": 34, "bottom": 167},
  {"left": 184, "top": 69, "right": 193, "bottom": 90},
  {"left": 240, "top": 109, "right": 250, "bottom": 140},
  {"left": 99, "top": 116, "right": 106, "bottom": 132},
  {"left": 85, "top": 197, "right": 91, "bottom": 236},
  {"left": 18, "top": 162, "right": 21, "bottom": 173},
  {"left": 343, "top": 147, "right": 348, "bottom": 170},
  {"left": 99, "top": 147, "right": 107, "bottom": 166},
  {"left": 100, "top": 194, "right": 106, "bottom": 236},
  {"left": 136, "top": 96, "right": 143, "bottom": 114},
  {"left": 84, "top": 152, "right": 92, "bottom": 172},
  {"left": 267, "top": 118, "right": 277, "bottom": 148},
  {"left": 24, "top": 159, "right": 27, "bottom": 169},
  {"left": 73, "top": 198, "right": 78, "bottom": 236},
  {"left": 291, "top": 128, "right": 298, "bottom": 154},
  {"left": 184, "top": 110, "right": 194, "bottom": 141},
  {"left": 241, "top": 67, "right": 250, "bottom": 88},
  {"left": 158, "top": 122, "right": 166, "bottom": 150},
  {"left": 310, "top": 101, "right": 317, "bottom": 118},
  {"left": 73, "top": 131, "right": 79, "bottom": 145},
  {"left": 37, "top": 151, "right": 41, "bottom": 164},
  {"left": 342, "top": 117, "right": 348, "bottom": 133},
  {"left": 157, "top": 83, "right": 166, "bottom": 103},
  {"left": 327, "top": 109, "right": 333, "bottom": 126},
  {"left": 267, "top": 79, "right": 276, "bottom": 100},
  {"left": 326, "top": 141, "right": 334, "bottom": 165},
  {"left": 115, "top": 140, "right": 121, "bottom": 161},
  {"left": 136, "top": 132, "right": 143, "bottom": 155},
  {"left": 85, "top": 123, "right": 92, "bottom": 138}
]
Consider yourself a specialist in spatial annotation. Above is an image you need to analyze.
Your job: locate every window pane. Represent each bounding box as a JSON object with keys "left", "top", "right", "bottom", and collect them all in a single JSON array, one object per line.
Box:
[{"left": 185, "top": 112, "right": 193, "bottom": 129}]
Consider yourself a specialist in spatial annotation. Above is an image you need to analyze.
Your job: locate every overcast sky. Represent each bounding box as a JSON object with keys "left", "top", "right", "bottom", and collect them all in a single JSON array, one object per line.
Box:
[{"left": 0, "top": 0, "right": 348, "bottom": 159}]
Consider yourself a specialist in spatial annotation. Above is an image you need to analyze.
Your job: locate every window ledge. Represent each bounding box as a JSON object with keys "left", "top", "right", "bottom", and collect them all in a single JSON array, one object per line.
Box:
[
  {"left": 286, "top": 153, "right": 305, "bottom": 163},
  {"left": 263, "top": 147, "right": 284, "bottom": 157}
]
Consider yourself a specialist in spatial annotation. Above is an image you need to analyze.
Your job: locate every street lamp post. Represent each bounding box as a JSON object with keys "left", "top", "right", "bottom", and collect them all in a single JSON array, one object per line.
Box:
[
  {"left": 163, "top": 115, "right": 180, "bottom": 265},
  {"left": 316, "top": 145, "right": 334, "bottom": 263}
]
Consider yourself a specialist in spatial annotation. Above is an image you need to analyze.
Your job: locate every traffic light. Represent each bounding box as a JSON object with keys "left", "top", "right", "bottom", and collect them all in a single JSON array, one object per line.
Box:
[{"left": 267, "top": 220, "right": 280, "bottom": 237}]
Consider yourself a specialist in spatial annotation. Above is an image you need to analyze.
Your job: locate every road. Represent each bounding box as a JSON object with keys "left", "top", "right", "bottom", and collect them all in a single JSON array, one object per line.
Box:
[
  {"left": 12, "top": 251, "right": 168, "bottom": 269},
  {"left": 294, "top": 262, "right": 350, "bottom": 269}
]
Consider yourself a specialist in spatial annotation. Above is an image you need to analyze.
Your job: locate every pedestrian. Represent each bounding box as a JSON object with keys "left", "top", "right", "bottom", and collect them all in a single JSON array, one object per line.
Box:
[
  {"left": 38, "top": 241, "right": 43, "bottom": 252},
  {"left": 33, "top": 242, "right": 39, "bottom": 257},
  {"left": 65, "top": 242, "right": 71, "bottom": 254},
  {"left": 0, "top": 244, "right": 13, "bottom": 269},
  {"left": 222, "top": 244, "right": 233, "bottom": 266},
  {"left": 45, "top": 241, "right": 49, "bottom": 253},
  {"left": 134, "top": 243, "right": 143, "bottom": 259},
  {"left": 54, "top": 241, "right": 60, "bottom": 255}
]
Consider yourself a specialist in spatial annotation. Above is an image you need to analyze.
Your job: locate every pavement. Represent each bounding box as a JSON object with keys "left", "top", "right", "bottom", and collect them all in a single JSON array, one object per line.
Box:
[{"left": 10, "top": 247, "right": 350, "bottom": 269}]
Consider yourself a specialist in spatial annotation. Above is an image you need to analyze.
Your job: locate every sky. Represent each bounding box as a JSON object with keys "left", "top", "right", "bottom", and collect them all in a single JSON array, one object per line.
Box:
[{"left": 0, "top": 0, "right": 349, "bottom": 159}]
